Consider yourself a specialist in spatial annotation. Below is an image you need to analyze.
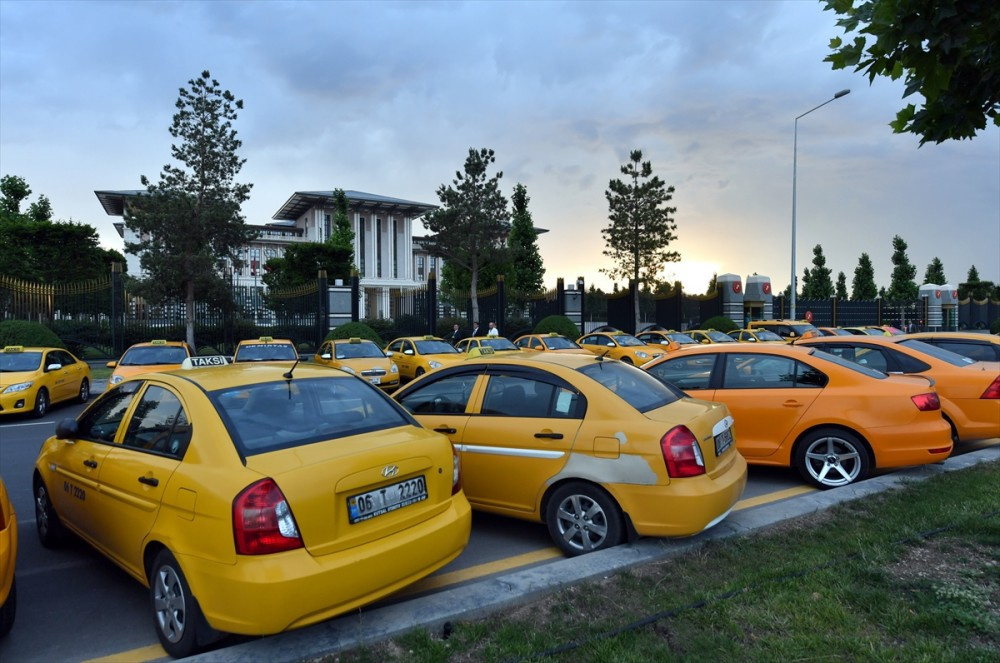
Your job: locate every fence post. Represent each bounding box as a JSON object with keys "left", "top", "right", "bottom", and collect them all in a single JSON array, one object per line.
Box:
[
  {"left": 556, "top": 277, "right": 565, "bottom": 316},
  {"left": 111, "top": 262, "right": 125, "bottom": 357},
  {"left": 351, "top": 270, "right": 360, "bottom": 323},
  {"left": 496, "top": 275, "right": 505, "bottom": 333},
  {"left": 577, "top": 276, "right": 586, "bottom": 332},
  {"left": 317, "top": 270, "right": 328, "bottom": 345},
  {"left": 427, "top": 271, "right": 438, "bottom": 334}
]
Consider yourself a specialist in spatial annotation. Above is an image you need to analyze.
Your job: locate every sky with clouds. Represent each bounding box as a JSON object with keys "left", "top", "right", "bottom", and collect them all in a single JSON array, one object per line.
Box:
[{"left": 1, "top": 0, "right": 997, "bottom": 294}]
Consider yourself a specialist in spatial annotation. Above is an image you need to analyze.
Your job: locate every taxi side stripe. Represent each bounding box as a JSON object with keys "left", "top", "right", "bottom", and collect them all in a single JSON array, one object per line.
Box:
[{"left": 456, "top": 444, "right": 565, "bottom": 459}]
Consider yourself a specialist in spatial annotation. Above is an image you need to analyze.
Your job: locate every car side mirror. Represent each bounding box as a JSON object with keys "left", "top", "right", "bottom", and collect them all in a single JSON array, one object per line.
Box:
[
  {"left": 405, "top": 349, "right": 414, "bottom": 355},
  {"left": 385, "top": 351, "right": 394, "bottom": 357},
  {"left": 46, "top": 363, "right": 63, "bottom": 372},
  {"left": 55, "top": 418, "right": 79, "bottom": 440},
  {"left": 320, "top": 353, "right": 332, "bottom": 360},
  {"left": 106, "top": 360, "right": 118, "bottom": 369}
]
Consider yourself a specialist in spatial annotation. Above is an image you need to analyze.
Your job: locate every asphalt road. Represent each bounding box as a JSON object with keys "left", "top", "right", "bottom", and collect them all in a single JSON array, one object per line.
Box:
[{"left": 0, "top": 397, "right": 995, "bottom": 663}]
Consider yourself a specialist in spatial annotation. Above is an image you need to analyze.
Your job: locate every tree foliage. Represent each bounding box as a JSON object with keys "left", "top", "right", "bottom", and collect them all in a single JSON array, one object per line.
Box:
[
  {"left": 0, "top": 174, "right": 124, "bottom": 282},
  {"left": 886, "top": 235, "right": 918, "bottom": 301},
  {"left": 261, "top": 243, "right": 352, "bottom": 291},
  {"left": 958, "top": 265, "right": 996, "bottom": 300},
  {"left": 802, "top": 244, "right": 835, "bottom": 299},
  {"left": 835, "top": 271, "right": 849, "bottom": 300},
  {"left": 423, "top": 148, "right": 510, "bottom": 324},
  {"left": 824, "top": 0, "right": 1000, "bottom": 144},
  {"left": 124, "top": 71, "right": 255, "bottom": 348},
  {"left": 507, "top": 184, "right": 545, "bottom": 296},
  {"left": 851, "top": 252, "right": 878, "bottom": 300},
  {"left": 601, "top": 149, "right": 679, "bottom": 330},
  {"left": 923, "top": 257, "right": 947, "bottom": 285}
]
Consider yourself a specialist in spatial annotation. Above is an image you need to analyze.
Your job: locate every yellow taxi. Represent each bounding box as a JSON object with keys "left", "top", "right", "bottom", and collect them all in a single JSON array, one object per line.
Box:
[
  {"left": 842, "top": 326, "right": 895, "bottom": 336},
  {"left": 32, "top": 358, "right": 471, "bottom": 658},
  {"left": 393, "top": 349, "right": 747, "bottom": 556},
  {"left": 636, "top": 329, "right": 700, "bottom": 349},
  {"left": 576, "top": 330, "right": 665, "bottom": 365},
  {"left": 107, "top": 340, "right": 193, "bottom": 386},
  {"left": 232, "top": 336, "right": 299, "bottom": 363},
  {"left": 0, "top": 476, "right": 17, "bottom": 638},
  {"left": 796, "top": 335, "right": 1000, "bottom": 443},
  {"left": 641, "top": 344, "right": 953, "bottom": 488},
  {"left": 0, "top": 346, "right": 91, "bottom": 418},
  {"left": 314, "top": 337, "right": 400, "bottom": 391},
  {"left": 902, "top": 332, "right": 1000, "bottom": 363},
  {"left": 817, "top": 326, "right": 853, "bottom": 336},
  {"left": 384, "top": 335, "right": 466, "bottom": 382},
  {"left": 455, "top": 336, "right": 523, "bottom": 354},
  {"left": 686, "top": 329, "right": 739, "bottom": 345},
  {"left": 727, "top": 329, "right": 786, "bottom": 343},
  {"left": 747, "top": 320, "right": 820, "bottom": 341},
  {"left": 513, "top": 333, "right": 591, "bottom": 354}
]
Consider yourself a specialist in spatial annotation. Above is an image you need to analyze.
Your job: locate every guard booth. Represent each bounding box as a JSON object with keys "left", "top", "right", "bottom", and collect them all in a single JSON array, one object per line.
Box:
[
  {"left": 940, "top": 284, "right": 959, "bottom": 331},
  {"left": 327, "top": 279, "right": 354, "bottom": 333},
  {"left": 716, "top": 274, "right": 744, "bottom": 327},
  {"left": 563, "top": 277, "right": 585, "bottom": 331},
  {"left": 743, "top": 275, "right": 773, "bottom": 324},
  {"left": 919, "top": 284, "right": 944, "bottom": 330}
]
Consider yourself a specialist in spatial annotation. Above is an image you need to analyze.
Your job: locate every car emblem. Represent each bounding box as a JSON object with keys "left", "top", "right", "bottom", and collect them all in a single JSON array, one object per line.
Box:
[{"left": 382, "top": 465, "right": 399, "bottom": 478}]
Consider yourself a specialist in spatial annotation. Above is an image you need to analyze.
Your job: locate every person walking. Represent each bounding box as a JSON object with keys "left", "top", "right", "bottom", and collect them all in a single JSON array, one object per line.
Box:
[{"left": 487, "top": 321, "right": 499, "bottom": 337}]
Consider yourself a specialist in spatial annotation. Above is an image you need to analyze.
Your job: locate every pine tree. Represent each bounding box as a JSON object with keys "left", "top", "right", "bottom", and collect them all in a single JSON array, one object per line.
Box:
[
  {"left": 835, "top": 271, "right": 848, "bottom": 300},
  {"left": 923, "top": 257, "right": 947, "bottom": 285},
  {"left": 507, "top": 184, "right": 545, "bottom": 297},
  {"left": 802, "top": 245, "right": 834, "bottom": 299},
  {"left": 886, "top": 235, "right": 918, "bottom": 301},
  {"left": 852, "top": 253, "right": 878, "bottom": 300}
]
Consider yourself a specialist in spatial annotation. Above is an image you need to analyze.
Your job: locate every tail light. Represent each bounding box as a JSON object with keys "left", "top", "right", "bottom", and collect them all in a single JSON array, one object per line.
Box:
[
  {"left": 660, "top": 426, "right": 706, "bottom": 478},
  {"left": 981, "top": 376, "right": 1000, "bottom": 400},
  {"left": 910, "top": 392, "right": 941, "bottom": 411},
  {"left": 451, "top": 445, "right": 462, "bottom": 495},
  {"left": 233, "top": 479, "right": 303, "bottom": 555}
]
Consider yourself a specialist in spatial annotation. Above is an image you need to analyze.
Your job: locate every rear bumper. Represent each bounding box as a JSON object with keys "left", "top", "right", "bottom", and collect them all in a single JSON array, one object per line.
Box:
[
  {"left": 865, "top": 418, "right": 954, "bottom": 468},
  {"left": 608, "top": 452, "right": 748, "bottom": 538},
  {"left": 180, "top": 494, "right": 471, "bottom": 635}
]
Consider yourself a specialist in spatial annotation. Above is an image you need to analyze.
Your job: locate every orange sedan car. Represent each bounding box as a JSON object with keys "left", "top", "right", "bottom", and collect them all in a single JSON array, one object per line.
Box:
[
  {"left": 641, "top": 344, "right": 953, "bottom": 488},
  {"left": 796, "top": 335, "right": 1000, "bottom": 444}
]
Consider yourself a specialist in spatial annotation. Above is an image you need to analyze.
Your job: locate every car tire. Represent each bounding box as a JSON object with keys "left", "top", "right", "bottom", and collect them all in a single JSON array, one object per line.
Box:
[
  {"left": 77, "top": 378, "right": 90, "bottom": 404},
  {"left": 35, "top": 479, "right": 67, "bottom": 548},
  {"left": 795, "top": 428, "right": 870, "bottom": 489},
  {"left": 150, "top": 549, "right": 210, "bottom": 659},
  {"left": 545, "top": 482, "right": 624, "bottom": 556},
  {"left": 0, "top": 576, "right": 15, "bottom": 638},
  {"left": 32, "top": 388, "right": 49, "bottom": 418},
  {"left": 415, "top": 368, "right": 425, "bottom": 378},
  {"left": 620, "top": 357, "right": 634, "bottom": 365}
]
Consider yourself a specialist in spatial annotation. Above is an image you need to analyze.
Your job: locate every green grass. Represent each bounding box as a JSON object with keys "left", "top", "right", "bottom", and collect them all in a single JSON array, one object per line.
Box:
[{"left": 328, "top": 461, "right": 1000, "bottom": 662}]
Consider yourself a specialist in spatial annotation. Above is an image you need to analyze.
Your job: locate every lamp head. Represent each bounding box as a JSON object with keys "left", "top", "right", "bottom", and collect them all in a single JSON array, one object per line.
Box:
[{"left": 834, "top": 89, "right": 851, "bottom": 99}]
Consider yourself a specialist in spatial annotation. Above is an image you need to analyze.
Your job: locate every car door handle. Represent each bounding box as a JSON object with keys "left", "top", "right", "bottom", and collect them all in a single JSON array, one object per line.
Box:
[
  {"left": 535, "top": 432, "right": 564, "bottom": 439},
  {"left": 782, "top": 400, "right": 803, "bottom": 408},
  {"left": 83, "top": 459, "right": 98, "bottom": 468},
  {"left": 434, "top": 427, "right": 457, "bottom": 435},
  {"left": 138, "top": 476, "right": 159, "bottom": 487}
]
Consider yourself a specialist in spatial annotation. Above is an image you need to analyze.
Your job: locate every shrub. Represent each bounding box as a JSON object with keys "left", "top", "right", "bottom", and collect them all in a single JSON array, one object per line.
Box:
[
  {"left": 0, "top": 320, "right": 65, "bottom": 348},
  {"left": 435, "top": 316, "right": 468, "bottom": 338},
  {"left": 533, "top": 315, "right": 581, "bottom": 339},
  {"left": 325, "top": 322, "right": 384, "bottom": 344},
  {"left": 990, "top": 319, "right": 1000, "bottom": 335},
  {"left": 701, "top": 315, "right": 738, "bottom": 333}
]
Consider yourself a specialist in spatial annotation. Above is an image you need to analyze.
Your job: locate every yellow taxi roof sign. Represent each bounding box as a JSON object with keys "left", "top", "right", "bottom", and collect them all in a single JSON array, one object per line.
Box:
[
  {"left": 2, "top": 345, "right": 24, "bottom": 353},
  {"left": 467, "top": 346, "right": 496, "bottom": 358},
  {"left": 258, "top": 336, "right": 274, "bottom": 342},
  {"left": 348, "top": 337, "right": 362, "bottom": 343},
  {"left": 181, "top": 356, "right": 230, "bottom": 369}
]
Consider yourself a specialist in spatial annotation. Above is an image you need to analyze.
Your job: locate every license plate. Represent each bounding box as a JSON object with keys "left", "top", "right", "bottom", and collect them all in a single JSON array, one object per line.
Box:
[
  {"left": 368, "top": 376, "right": 381, "bottom": 385},
  {"left": 348, "top": 476, "right": 427, "bottom": 524},
  {"left": 715, "top": 427, "right": 734, "bottom": 455}
]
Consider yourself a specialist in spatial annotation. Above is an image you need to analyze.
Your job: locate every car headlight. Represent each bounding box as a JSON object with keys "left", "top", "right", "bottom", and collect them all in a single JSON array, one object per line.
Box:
[
  {"left": 428, "top": 360, "right": 443, "bottom": 369},
  {"left": 635, "top": 351, "right": 649, "bottom": 359},
  {"left": 390, "top": 364, "right": 399, "bottom": 374},
  {"left": 110, "top": 375, "right": 124, "bottom": 385},
  {"left": 2, "top": 381, "right": 33, "bottom": 394},
  {"left": 340, "top": 366, "right": 356, "bottom": 375}
]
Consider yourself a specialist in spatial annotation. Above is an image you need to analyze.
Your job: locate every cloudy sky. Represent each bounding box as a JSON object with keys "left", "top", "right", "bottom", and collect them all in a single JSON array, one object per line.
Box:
[{"left": 2, "top": 0, "right": 997, "bottom": 294}]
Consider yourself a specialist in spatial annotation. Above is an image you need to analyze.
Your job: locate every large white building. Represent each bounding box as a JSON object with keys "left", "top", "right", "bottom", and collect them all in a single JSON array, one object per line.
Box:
[{"left": 96, "top": 189, "right": 443, "bottom": 318}]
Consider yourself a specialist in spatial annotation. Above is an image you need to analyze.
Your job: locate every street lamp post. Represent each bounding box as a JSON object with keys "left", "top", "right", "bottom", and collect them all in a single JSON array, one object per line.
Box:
[{"left": 790, "top": 88, "right": 850, "bottom": 321}]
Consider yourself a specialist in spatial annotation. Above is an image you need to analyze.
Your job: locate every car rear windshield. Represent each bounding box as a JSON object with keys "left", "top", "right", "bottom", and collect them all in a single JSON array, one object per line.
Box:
[
  {"left": 414, "top": 339, "right": 460, "bottom": 355},
  {"left": 897, "top": 339, "right": 976, "bottom": 366},
  {"left": 807, "top": 348, "right": 887, "bottom": 379},
  {"left": 211, "top": 377, "right": 415, "bottom": 455},
  {"left": 120, "top": 346, "right": 190, "bottom": 366},
  {"left": 577, "top": 361, "right": 681, "bottom": 412},
  {"left": 234, "top": 343, "right": 298, "bottom": 362}
]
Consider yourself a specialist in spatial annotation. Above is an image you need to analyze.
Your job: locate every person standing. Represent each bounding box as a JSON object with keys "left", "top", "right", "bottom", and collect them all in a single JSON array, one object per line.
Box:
[
  {"left": 487, "top": 321, "right": 499, "bottom": 337},
  {"left": 470, "top": 321, "right": 481, "bottom": 337},
  {"left": 449, "top": 323, "right": 463, "bottom": 345}
]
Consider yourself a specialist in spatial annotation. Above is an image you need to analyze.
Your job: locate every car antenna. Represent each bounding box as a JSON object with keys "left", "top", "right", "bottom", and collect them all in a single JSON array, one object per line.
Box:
[{"left": 283, "top": 358, "right": 299, "bottom": 380}]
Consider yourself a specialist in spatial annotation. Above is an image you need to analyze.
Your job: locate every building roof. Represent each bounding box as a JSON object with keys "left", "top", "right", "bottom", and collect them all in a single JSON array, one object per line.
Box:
[
  {"left": 271, "top": 191, "right": 438, "bottom": 221},
  {"left": 95, "top": 189, "right": 438, "bottom": 222}
]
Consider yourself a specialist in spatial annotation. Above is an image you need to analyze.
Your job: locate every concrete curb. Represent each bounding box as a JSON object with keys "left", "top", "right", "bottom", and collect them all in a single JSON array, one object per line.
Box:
[{"left": 187, "top": 447, "right": 999, "bottom": 663}]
